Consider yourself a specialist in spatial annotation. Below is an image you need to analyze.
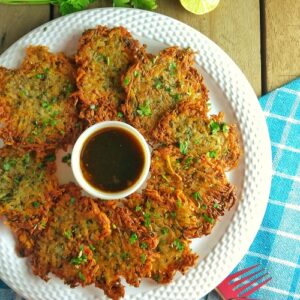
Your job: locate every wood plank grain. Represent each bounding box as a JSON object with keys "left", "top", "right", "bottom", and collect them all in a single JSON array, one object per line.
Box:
[
  {"left": 264, "top": 0, "right": 300, "bottom": 92},
  {"left": 156, "top": 0, "right": 261, "bottom": 95},
  {"left": 53, "top": 0, "right": 261, "bottom": 95},
  {"left": 0, "top": 6, "right": 50, "bottom": 55}
]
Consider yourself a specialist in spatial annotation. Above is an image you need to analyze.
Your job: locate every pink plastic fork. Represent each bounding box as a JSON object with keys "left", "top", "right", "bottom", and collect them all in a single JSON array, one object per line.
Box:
[{"left": 216, "top": 264, "right": 272, "bottom": 300}]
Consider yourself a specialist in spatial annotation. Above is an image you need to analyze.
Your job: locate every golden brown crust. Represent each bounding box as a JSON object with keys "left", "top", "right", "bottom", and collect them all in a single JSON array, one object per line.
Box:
[
  {"left": 122, "top": 47, "right": 208, "bottom": 139},
  {"left": 0, "top": 147, "right": 58, "bottom": 256},
  {"left": 75, "top": 26, "right": 145, "bottom": 124},
  {"left": 0, "top": 46, "right": 79, "bottom": 152},
  {"left": 152, "top": 101, "right": 241, "bottom": 170}
]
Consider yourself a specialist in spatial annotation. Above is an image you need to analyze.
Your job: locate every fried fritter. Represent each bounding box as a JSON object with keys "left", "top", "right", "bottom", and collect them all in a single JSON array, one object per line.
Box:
[
  {"left": 31, "top": 184, "right": 157, "bottom": 300},
  {"left": 125, "top": 190, "right": 198, "bottom": 284},
  {"left": 147, "top": 145, "right": 237, "bottom": 235},
  {"left": 75, "top": 26, "right": 144, "bottom": 124},
  {"left": 0, "top": 46, "right": 78, "bottom": 151},
  {"left": 122, "top": 47, "right": 208, "bottom": 138},
  {"left": 0, "top": 147, "right": 58, "bottom": 256},
  {"left": 152, "top": 102, "right": 241, "bottom": 170}
]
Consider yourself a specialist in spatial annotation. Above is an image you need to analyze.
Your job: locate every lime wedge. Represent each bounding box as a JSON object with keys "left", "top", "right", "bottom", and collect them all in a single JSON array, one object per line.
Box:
[{"left": 180, "top": 0, "right": 220, "bottom": 15}]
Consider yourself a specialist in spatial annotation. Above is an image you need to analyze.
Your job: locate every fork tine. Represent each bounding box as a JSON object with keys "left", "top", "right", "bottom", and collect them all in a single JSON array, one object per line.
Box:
[
  {"left": 239, "top": 276, "right": 272, "bottom": 297},
  {"left": 230, "top": 269, "right": 264, "bottom": 288},
  {"left": 235, "top": 273, "right": 269, "bottom": 294},
  {"left": 224, "top": 264, "right": 259, "bottom": 282}
]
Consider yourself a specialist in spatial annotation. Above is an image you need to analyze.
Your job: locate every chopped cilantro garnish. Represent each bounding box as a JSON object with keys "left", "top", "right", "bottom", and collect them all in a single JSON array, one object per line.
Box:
[
  {"left": 117, "top": 111, "right": 124, "bottom": 118},
  {"left": 179, "top": 141, "right": 189, "bottom": 155},
  {"left": 22, "top": 153, "right": 31, "bottom": 166},
  {"left": 78, "top": 271, "right": 85, "bottom": 281},
  {"left": 173, "top": 238, "right": 184, "bottom": 251},
  {"left": 3, "top": 161, "right": 15, "bottom": 171},
  {"left": 168, "top": 61, "right": 177, "bottom": 75},
  {"left": 90, "top": 104, "right": 97, "bottom": 110},
  {"left": 32, "top": 201, "right": 40, "bottom": 208},
  {"left": 143, "top": 212, "right": 151, "bottom": 227},
  {"left": 135, "top": 205, "right": 142, "bottom": 212},
  {"left": 209, "top": 121, "right": 220, "bottom": 134},
  {"left": 62, "top": 153, "right": 71, "bottom": 165},
  {"left": 161, "top": 227, "right": 169, "bottom": 235},
  {"left": 123, "top": 77, "right": 130, "bottom": 85},
  {"left": 129, "top": 233, "right": 138, "bottom": 244},
  {"left": 203, "top": 214, "right": 214, "bottom": 224},
  {"left": 134, "top": 70, "right": 139, "bottom": 77},
  {"left": 121, "top": 252, "right": 129, "bottom": 260},
  {"left": 70, "top": 254, "right": 87, "bottom": 265},
  {"left": 140, "top": 242, "right": 148, "bottom": 249},
  {"left": 89, "top": 244, "right": 96, "bottom": 251},
  {"left": 35, "top": 73, "right": 45, "bottom": 79},
  {"left": 192, "top": 191, "right": 202, "bottom": 201},
  {"left": 184, "top": 157, "right": 193, "bottom": 169},
  {"left": 213, "top": 203, "right": 219, "bottom": 208},
  {"left": 171, "top": 93, "right": 181, "bottom": 102},
  {"left": 221, "top": 123, "right": 229, "bottom": 133},
  {"left": 45, "top": 154, "right": 56, "bottom": 162},
  {"left": 208, "top": 150, "right": 217, "bottom": 158},
  {"left": 113, "top": 0, "right": 157, "bottom": 10},
  {"left": 137, "top": 100, "right": 152, "bottom": 116},
  {"left": 70, "top": 197, "right": 76, "bottom": 204},
  {"left": 64, "top": 230, "right": 72, "bottom": 240},
  {"left": 153, "top": 78, "right": 162, "bottom": 89},
  {"left": 141, "top": 253, "right": 147, "bottom": 264},
  {"left": 170, "top": 211, "right": 176, "bottom": 218},
  {"left": 176, "top": 199, "right": 182, "bottom": 208}
]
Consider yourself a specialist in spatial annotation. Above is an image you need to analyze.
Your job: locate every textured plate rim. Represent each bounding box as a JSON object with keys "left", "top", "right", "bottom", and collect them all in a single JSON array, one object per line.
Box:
[{"left": 0, "top": 8, "right": 272, "bottom": 300}]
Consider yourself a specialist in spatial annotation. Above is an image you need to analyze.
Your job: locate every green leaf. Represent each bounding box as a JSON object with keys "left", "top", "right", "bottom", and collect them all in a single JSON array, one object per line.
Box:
[
  {"left": 209, "top": 121, "right": 220, "bottom": 134},
  {"left": 141, "top": 253, "right": 147, "bottom": 264},
  {"left": 137, "top": 100, "right": 152, "bottom": 116},
  {"left": 113, "top": 0, "right": 131, "bottom": 7},
  {"left": 129, "top": 233, "right": 138, "bottom": 244},
  {"left": 78, "top": 271, "right": 86, "bottom": 281},
  {"left": 179, "top": 140, "right": 189, "bottom": 155},
  {"left": 32, "top": 201, "right": 40, "bottom": 208},
  {"left": 161, "top": 227, "right": 169, "bottom": 235},
  {"left": 173, "top": 238, "right": 184, "bottom": 251},
  {"left": 131, "top": 0, "right": 157, "bottom": 10},
  {"left": 208, "top": 150, "right": 216, "bottom": 158}
]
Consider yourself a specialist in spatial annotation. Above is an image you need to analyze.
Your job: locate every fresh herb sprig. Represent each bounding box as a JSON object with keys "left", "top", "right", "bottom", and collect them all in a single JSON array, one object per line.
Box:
[{"left": 0, "top": 0, "right": 157, "bottom": 16}]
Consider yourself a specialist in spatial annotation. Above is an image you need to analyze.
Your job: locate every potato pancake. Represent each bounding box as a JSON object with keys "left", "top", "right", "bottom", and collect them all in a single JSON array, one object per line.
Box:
[
  {"left": 147, "top": 146, "right": 237, "bottom": 235},
  {"left": 125, "top": 190, "right": 198, "bottom": 284},
  {"left": 122, "top": 47, "right": 208, "bottom": 138},
  {"left": 31, "top": 184, "right": 157, "bottom": 300},
  {"left": 75, "top": 26, "right": 144, "bottom": 124},
  {"left": 0, "top": 46, "right": 78, "bottom": 151},
  {"left": 0, "top": 147, "right": 58, "bottom": 256},
  {"left": 152, "top": 102, "right": 241, "bottom": 170}
]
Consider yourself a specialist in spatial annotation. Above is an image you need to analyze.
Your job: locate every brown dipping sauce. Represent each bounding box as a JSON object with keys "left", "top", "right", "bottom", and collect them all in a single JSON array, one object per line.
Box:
[{"left": 80, "top": 127, "right": 145, "bottom": 193}]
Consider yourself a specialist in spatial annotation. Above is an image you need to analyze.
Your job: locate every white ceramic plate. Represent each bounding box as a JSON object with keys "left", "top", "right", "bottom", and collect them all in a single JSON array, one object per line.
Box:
[{"left": 0, "top": 8, "right": 272, "bottom": 300}]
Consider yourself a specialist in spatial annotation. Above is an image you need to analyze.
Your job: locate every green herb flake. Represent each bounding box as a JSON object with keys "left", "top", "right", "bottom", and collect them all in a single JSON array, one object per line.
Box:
[
  {"left": 221, "top": 123, "right": 229, "bottom": 133},
  {"left": 143, "top": 212, "right": 151, "bottom": 227},
  {"left": 32, "top": 201, "right": 40, "bottom": 208},
  {"left": 123, "top": 77, "right": 130, "bottom": 85},
  {"left": 179, "top": 141, "right": 189, "bottom": 155},
  {"left": 135, "top": 205, "right": 142, "bottom": 212},
  {"left": 170, "top": 211, "right": 176, "bottom": 218},
  {"left": 192, "top": 191, "right": 202, "bottom": 201},
  {"left": 41, "top": 100, "right": 50, "bottom": 108},
  {"left": 134, "top": 70, "right": 139, "bottom": 77},
  {"left": 140, "top": 242, "right": 148, "bottom": 249},
  {"left": 209, "top": 121, "right": 220, "bottom": 134},
  {"left": 173, "top": 238, "right": 184, "bottom": 251},
  {"left": 171, "top": 93, "right": 181, "bottom": 102},
  {"left": 70, "top": 197, "right": 76, "bottom": 204},
  {"left": 40, "top": 220, "right": 47, "bottom": 229},
  {"left": 141, "top": 253, "right": 147, "bottom": 264},
  {"left": 45, "top": 154, "right": 56, "bottom": 162},
  {"left": 90, "top": 104, "right": 97, "bottom": 110},
  {"left": 203, "top": 214, "right": 214, "bottom": 224},
  {"left": 3, "top": 161, "right": 13, "bottom": 171},
  {"left": 89, "top": 244, "right": 96, "bottom": 251},
  {"left": 208, "top": 150, "right": 217, "bottom": 158},
  {"left": 70, "top": 254, "right": 87, "bottom": 265},
  {"left": 137, "top": 100, "right": 152, "bottom": 116},
  {"left": 213, "top": 203, "right": 219, "bottom": 208},
  {"left": 62, "top": 153, "right": 71, "bottom": 165},
  {"left": 129, "top": 233, "right": 138, "bottom": 244},
  {"left": 161, "top": 227, "right": 169, "bottom": 235},
  {"left": 64, "top": 230, "right": 72, "bottom": 240},
  {"left": 153, "top": 274, "right": 160, "bottom": 282},
  {"left": 169, "top": 61, "right": 177, "bottom": 75},
  {"left": 121, "top": 252, "right": 129, "bottom": 260},
  {"left": 153, "top": 78, "right": 162, "bottom": 89},
  {"left": 117, "top": 111, "right": 124, "bottom": 118},
  {"left": 184, "top": 157, "right": 193, "bottom": 169},
  {"left": 78, "top": 271, "right": 86, "bottom": 281},
  {"left": 35, "top": 73, "right": 45, "bottom": 79},
  {"left": 176, "top": 199, "right": 182, "bottom": 208}
]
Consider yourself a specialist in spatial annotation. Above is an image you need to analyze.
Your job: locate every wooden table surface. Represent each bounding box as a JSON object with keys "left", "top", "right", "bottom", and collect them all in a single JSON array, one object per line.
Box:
[{"left": 0, "top": 0, "right": 299, "bottom": 96}]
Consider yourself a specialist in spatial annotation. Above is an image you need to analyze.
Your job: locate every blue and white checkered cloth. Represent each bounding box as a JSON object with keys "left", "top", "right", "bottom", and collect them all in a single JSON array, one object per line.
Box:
[{"left": 1, "top": 79, "right": 300, "bottom": 300}]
